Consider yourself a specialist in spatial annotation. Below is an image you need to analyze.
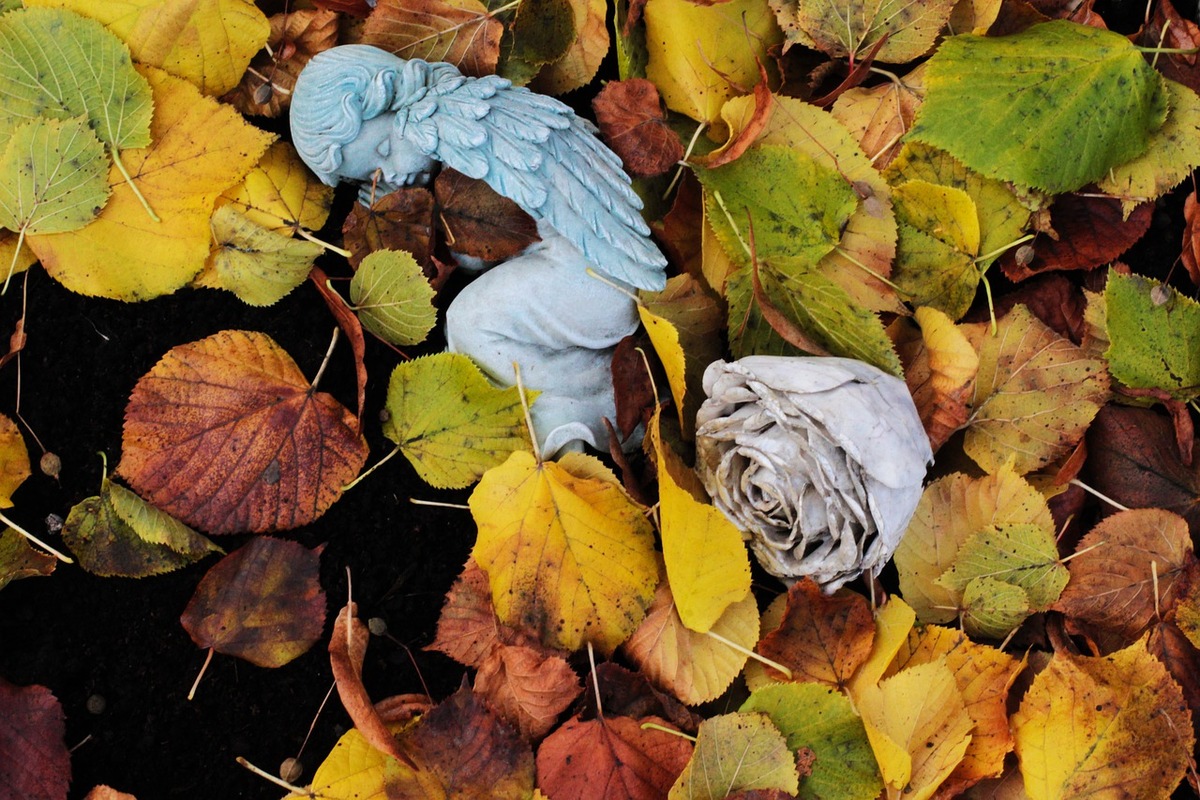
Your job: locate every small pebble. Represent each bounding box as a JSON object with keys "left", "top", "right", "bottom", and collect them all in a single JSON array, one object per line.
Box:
[
  {"left": 280, "top": 757, "right": 303, "bottom": 783},
  {"left": 45, "top": 514, "right": 64, "bottom": 534},
  {"left": 86, "top": 694, "right": 106, "bottom": 715},
  {"left": 368, "top": 617, "right": 388, "bottom": 636}
]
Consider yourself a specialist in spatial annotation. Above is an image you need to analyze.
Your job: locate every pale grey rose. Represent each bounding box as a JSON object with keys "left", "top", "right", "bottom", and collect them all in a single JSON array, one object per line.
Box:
[{"left": 695, "top": 356, "right": 932, "bottom": 591}]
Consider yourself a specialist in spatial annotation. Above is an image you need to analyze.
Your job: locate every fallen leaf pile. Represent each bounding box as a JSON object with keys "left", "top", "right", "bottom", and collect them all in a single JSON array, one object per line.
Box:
[{"left": 5, "top": 0, "right": 1200, "bottom": 797}]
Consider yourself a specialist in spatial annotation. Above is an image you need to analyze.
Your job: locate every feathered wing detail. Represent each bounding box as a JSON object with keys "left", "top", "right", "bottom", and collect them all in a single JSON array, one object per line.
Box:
[{"left": 416, "top": 75, "right": 668, "bottom": 291}]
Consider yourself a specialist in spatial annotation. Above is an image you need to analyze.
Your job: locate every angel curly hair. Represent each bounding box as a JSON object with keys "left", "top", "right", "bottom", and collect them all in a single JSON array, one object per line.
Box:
[{"left": 290, "top": 46, "right": 464, "bottom": 186}]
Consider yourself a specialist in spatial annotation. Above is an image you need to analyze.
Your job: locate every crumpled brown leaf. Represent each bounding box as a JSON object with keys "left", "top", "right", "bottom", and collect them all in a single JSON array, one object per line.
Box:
[
  {"left": 223, "top": 9, "right": 339, "bottom": 118},
  {"left": 592, "top": 78, "right": 684, "bottom": 178}
]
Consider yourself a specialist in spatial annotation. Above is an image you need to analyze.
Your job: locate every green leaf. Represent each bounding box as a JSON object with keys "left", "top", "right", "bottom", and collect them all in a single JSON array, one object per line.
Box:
[
  {"left": 740, "top": 682, "right": 882, "bottom": 800},
  {"left": 349, "top": 249, "right": 438, "bottom": 347},
  {"left": 1105, "top": 271, "right": 1200, "bottom": 401},
  {"left": 0, "top": 526, "right": 56, "bottom": 591},
  {"left": 208, "top": 206, "right": 322, "bottom": 307},
  {"left": 383, "top": 353, "right": 535, "bottom": 489},
  {"left": 697, "top": 144, "right": 859, "bottom": 271},
  {"left": 891, "top": 180, "right": 981, "bottom": 320},
  {"left": 960, "top": 575, "right": 1031, "bottom": 639},
  {"left": 909, "top": 21, "right": 1168, "bottom": 193},
  {"left": 770, "top": 0, "right": 956, "bottom": 63},
  {"left": 500, "top": 0, "right": 576, "bottom": 83},
  {"left": 669, "top": 712, "right": 800, "bottom": 799},
  {"left": 936, "top": 522, "right": 1067, "bottom": 611},
  {"left": 0, "top": 7, "right": 153, "bottom": 151}
]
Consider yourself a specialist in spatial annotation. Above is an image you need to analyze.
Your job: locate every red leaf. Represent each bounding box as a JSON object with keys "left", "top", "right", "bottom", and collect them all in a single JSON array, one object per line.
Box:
[
  {"left": 755, "top": 579, "right": 875, "bottom": 688},
  {"left": 342, "top": 187, "right": 435, "bottom": 273},
  {"left": 1139, "top": 0, "right": 1200, "bottom": 93},
  {"left": 991, "top": 273, "right": 1086, "bottom": 343},
  {"left": 0, "top": 679, "right": 69, "bottom": 800},
  {"left": 592, "top": 79, "right": 685, "bottom": 178},
  {"left": 473, "top": 645, "right": 582, "bottom": 739},
  {"left": 310, "top": 266, "right": 367, "bottom": 428},
  {"left": 1183, "top": 191, "right": 1200, "bottom": 286},
  {"left": 434, "top": 168, "right": 539, "bottom": 262}
]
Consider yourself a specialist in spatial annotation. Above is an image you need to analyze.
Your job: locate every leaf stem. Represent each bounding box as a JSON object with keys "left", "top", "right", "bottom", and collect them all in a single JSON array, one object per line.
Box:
[
  {"left": 110, "top": 149, "right": 160, "bottom": 222},
  {"left": 235, "top": 757, "right": 312, "bottom": 797},
  {"left": 2, "top": 227, "right": 26, "bottom": 295},
  {"left": 309, "top": 326, "right": 339, "bottom": 391},
  {"left": 0, "top": 509, "right": 73, "bottom": 563},
  {"left": 514, "top": 362, "right": 542, "bottom": 464},
  {"left": 187, "top": 646, "right": 214, "bottom": 701},
  {"left": 704, "top": 629, "right": 793, "bottom": 680},
  {"left": 974, "top": 233, "right": 1035, "bottom": 265},
  {"left": 587, "top": 641, "right": 604, "bottom": 718},
  {"left": 296, "top": 227, "right": 352, "bottom": 258},
  {"left": 640, "top": 721, "right": 697, "bottom": 742},
  {"left": 409, "top": 497, "right": 471, "bottom": 510},
  {"left": 663, "top": 120, "right": 708, "bottom": 200},
  {"left": 1069, "top": 478, "right": 1130, "bottom": 512},
  {"left": 342, "top": 442, "right": 402, "bottom": 491}
]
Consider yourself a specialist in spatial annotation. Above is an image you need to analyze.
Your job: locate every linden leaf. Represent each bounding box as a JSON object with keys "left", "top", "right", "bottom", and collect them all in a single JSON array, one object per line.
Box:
[
  {"left": 474, "top": 645, "right": 583, "bottom": 739},
  {"left": 26, "top": 0, "right": 270, "bottom": 96},
  {"left": 755, "top": 579, "right": 876, "bottom": 689},
  {"left": 0, "top": 527, "right": 56, "bottom": 591},
  {"left": 529, "top": 0, "right": 609, "bottom": 94},
  {"left": 62, "top": 470, "right": 222, "bottom": 578},
  {"left": 936, "top": 522, "right": 1068, "bottom": 612},
  {"left": 223, "top": 8, "right": 339, "bottom": 118},
  {"left": 830, "top": 63, "right": 926, "bottom": 169},
  {"left": 857, "top": 662, "right": 973, "bottom": 800},
  {"left": 593, "top": 78, "right": 684, "bottom": 178},
  {"left": 349, "top": 249, "right": 438, "bottom": 346},
  {"left": 1011, "top": 639, "right": 1194, "bottom": 800},
  {"left": 669, "top": 712, "right": 800, "bottom": 799},
  {"left": 0, "top": 679, "right": 70, "bottom": 800},
  {"left": 1106, "top": 272, "right": 1200, "bottom": 401},
  {"left": 119, "top": 330, "right": 368, "bottom": 535},
  {"left": 1054, "top": 509, "right": 1194, "bottom": 641},
  {"left": 343, "top": 187, "right": 436, "bottom": 270},
  {"left": 959, "top": 577, "right": 1031, "bottom": 640},
  {"left": 644, "top": 0, "right": 782, "bottom": 124},
  {"left": 429, "top": 559, "right": 512, "bottom": 667},
  {"left": 0, "top": 412, "right": 29, "bottom": 509},
  {"left": 1175, "top": 573, "right": 1200, "bottom": 651},
  {"left": 894, "top": 463, "right": 1054, "bottom": 624},
  {"left": 361, "top": 0, "right": 504, "bottom": 77},
  {"left": 909, "top": 21, "right": 1168, "bottom": 193},
  {"left": 537, "top": 714, "right": 693, "bottom": 800},
  {"left": 470, "top": 450, "right": 658, "bottom": 652},
  {"left": 383, "top": 353, "right": 533, "bottom": 489},
  {"left": 217, "top": 142, "right": 333, "bottom": 235},
  {"left": 622, "top": 566, "right": 761, "bottom": 705},
  {"left": 740, "top": 683, "right": 882, "bottom": 800},
  {"left": 28, "top": 67, "right": 275, "bottom": 301},
  {"left": 893, "top": 306, "right": 979, "bottom": 451},
  {"left": 0, "top": 230, "right": 36, "bottom": 282},
  {"left": 311, "top": 728, "right": 394, "bottom": 800},
  {"left": 433, "top": 168, "right": 539, "bottom": 262},
  {"left": 959, "top": 304, "right": 1109, "bottom": 475},
  {"left": 500, "top": 0, "right": 576, "bottom": 84},
  {"left": 848, "top": 597, "right": 917, "bottom": 694},
  {"left": 205, "top": 206, "right": 322, "bottom": 306},
  {"left": 769, "top": 0, "right": 955, "bottom": 62},
  {"left": 891, "top": 180, "right": 981, "bottom": 319},
  {"left": 180, "top": 537, "right": 326, "bottom": 669}
]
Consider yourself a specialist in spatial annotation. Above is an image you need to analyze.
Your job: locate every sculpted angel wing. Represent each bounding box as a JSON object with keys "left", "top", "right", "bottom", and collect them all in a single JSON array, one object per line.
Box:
[{"left": 410, "top": 74, "right": 669, "bottom": 291}]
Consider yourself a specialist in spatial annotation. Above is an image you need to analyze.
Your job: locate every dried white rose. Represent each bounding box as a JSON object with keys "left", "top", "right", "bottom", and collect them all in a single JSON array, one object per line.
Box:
[{"left": 695, "top": 356, "right": 932, "bottom": 591}]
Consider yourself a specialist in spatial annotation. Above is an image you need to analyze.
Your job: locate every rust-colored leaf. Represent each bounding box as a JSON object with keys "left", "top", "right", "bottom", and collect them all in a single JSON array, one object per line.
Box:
[
  {"left": 1149, "top": 620, "right": 1200, "bottom": 725},
  {"left": 82, "top": 788, "right": 137, "bottom": 800},
  {"left": 314, "top": 0, "right": 373, "bottom": 16},
  {"left": 891, "top": 306, "right": 978, "bottom": 452},
  {"left": 592, "top": 79, "right": 684, "bottom": 178},
  {"left": 0, "top": 678, "right": 69, "bottom": 800},
  {"left": 310, "top": 267, "right": 367, "bottom": 427},
  {"left": 223, "top": 9, "right": 339, "bottom": 118},
  {"left": 342, "top": 187, "right": 436, "bottom": 273},
  {"left": 1183, "top": 191, "right": 1200, "bottom": 286},
  {"left": 434, "top": 168, "right": 539, "bottom": 262},
  {"left": 1000, "top": 194, "right": 1153, "bottom": 282},
  {"left": 427, "top": 558, "right": 539, "bottom": 667},
  {"left": 180, "top": 537, "right": 326, "bottom": 669},
  {"left": 755, "top": 579, "right": 876, "bottom": 688},
  {"left": 536, "top": 715, "right": 693, "bottom": 800},
  {"left": 361, "top": 0, "right": 504, "bottom": 77},
  {"left": 583, "top": 663, "right": 701, "bottom": 733},
  {"left": 1139, "top": 0, "right": 1200, "bottom": 93},
  {"left": 119, "top": 330, "right": 368, "bottom": 535},
  {"left": 474, "top": 645, "right": 582, "bottom": 740},
  {"left": 611, "top": 333, "right": 657, "bottom": 440},
  {"left": 991, "top": 273, "right": 1087, "bottom": 344},
  {"left": 653, "top": 173, "right": 704, "bottom": 282}
]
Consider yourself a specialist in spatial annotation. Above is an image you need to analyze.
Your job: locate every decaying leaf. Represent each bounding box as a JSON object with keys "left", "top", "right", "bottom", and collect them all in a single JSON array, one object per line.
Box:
[
  {"left": 830, "top": 64, "right": 926, "bottom": 169},
  {"left": 474, "top": 645, "right": 582, "bottom": 740},
  {"left": 349, "top": 249, "right": 438, "bottom": 346},
  {"left": 223, "top": 8, "right": 339, "bottom": 117},
  {"left": 500, "top": 0, "right": 576, "bottom": 85},
  {"left": 669, "top": 712, "right": 800, "bottom": 799},
  {"left": 0, "top": 527, "right": 56, "bottom": 591},
  {"left": 530, "top": 0, "right": 609, "bottom": 94},
  {"left": 429, "top": 559, "right": 528, "bottom": 667},
  {"left": 0, "top": 678, "right": 70, "bottom": 800},
  {"left": 755, "top": 579, "right": 876, "bottom": 688},
  {"left": 592, "top": 78, "right": 684, "bottom": 178},
  {"left": 361, "top": 0, "right": 504, "bottom": 77},
  {"left": 892, "top": 306, "right": 978, "bottom": 451},
  {"left": 205, "top": 206, "right": 322, "bottom": 307},
  {"left": 769, "top": 0, "right": 955, "bottom": 63},
  {"left": 434, "top": 168, "right": 539, "bottom": 261},
  {"left": 343, "top": 187, "right": 436, "bottom": 271},
  {"left": 119, "top": 330, "right": 368, "bottom": 534}
]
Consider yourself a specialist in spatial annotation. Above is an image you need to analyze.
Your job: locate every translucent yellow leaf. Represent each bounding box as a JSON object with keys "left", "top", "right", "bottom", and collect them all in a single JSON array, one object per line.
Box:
[
  {"left": 644, "top": 0, "right": 782, "bottom": 125},
  {"left": 858, "top": 661, "right": 973, "bottom": 800},
  {"left": 830, "top": 64, "right": 926, "bottom": 170},
  {"left": 669, "top": 712, "right": 800, "bottom": 799},
  {"left": 1012, "top": 639, "right": 1193, "bottom": 800},
  {"left": 311, "top": 728, "right": 394, "bottom": 800},
  {"left": 383, "top": 353, "right": 533, "bottom": 490},
  {"left": 28, "top": 67, "right": 274, "bottom": 301},
  {"left": 622, "top": 565, "right": 760, "bottom": 705},
  {"left": 0, "top": 413, "right": 29, "bottom": 508},
  {"left": 470, "top": 450, "right": 658, "bottom": 652},
  {"left": 349, "top": 249, "right": 437, "bottom": 346},
  {"left": 207, "top": 206, "right": 322, "bottom": 306},
  {"left": 894, "top": 463, "right": 1053, "bottom": 623},
  {"left": 892, "top": 179, "right": 982, "bottom": 319},
  {"left": 848, "top": 596, "right": 916, "bottom": 695},
  {"left": 959, "top": 305, "right": 1110, "bottom": 475},
  {"left": 27, "top": 0, "right": 270, "bottom": 95},
  {"left": 217, "top": 141, "right": 333, "bottom": 235}
]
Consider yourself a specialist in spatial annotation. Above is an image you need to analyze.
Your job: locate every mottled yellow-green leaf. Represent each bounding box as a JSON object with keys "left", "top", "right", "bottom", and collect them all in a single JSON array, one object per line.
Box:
[
  {"left": 892, "top": 180, "right": 981, "bottom": 319},
  {"left": 1105, "top": 271, "right": 1200, "bottom": 401},
  {"left": 0, "top": 527, "right": 55, "bottom": 591},
  {"left": 0, "top": 412, "right": 29, "bottom": 509},
  {"left": 960, "top": 575, "right": 1031, "bottom": 639},
  {"left": 207, "top": 206, "right": 321, "bottom": 306},
  {"left": 217, "top": 141, "right": 333, "bottom": 235},
  {"left": 936, "top": 523, "right": 1067, "bottom": 611},
  {"left": 312, "top": 728, "right": 396, "bottom": 800},
  {"left": 383, "top": 353, "right": 533, "bottom": 489},
  {"left": 349, "top": 249, "right": 437, "bottom": 347},
  {"left": 770, "top": 0, "right": 955, "bottom": 62},
  {"left": 529, "top": 0, "right": 607, "bottom": 94},
  {"left": 670, "top": 712, "right": 800, "bottom": 799}
]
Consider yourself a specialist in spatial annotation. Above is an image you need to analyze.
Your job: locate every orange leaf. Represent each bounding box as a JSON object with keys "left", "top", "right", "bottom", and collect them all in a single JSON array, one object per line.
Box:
[
  {"left": 592, "top": 79, "right": 685, "bottom": 178},
  {"left": 0, "top": 678, "right": 69, "bottom": 800},
  {"left": 428, "top": 558, "right": 509, "bottom": 667},
  {"left": 119, "top": 330, "right": 368, "bottom": 534},
  {"left": 1184, "top": 191, "right": 1200, "bottom": 286},
  {"left": 223, "top": 8, "right": 339, "bottom": 117},
  {"left": 536, "top": 715, "right": 693, "bottom": 800},
  {"left": 892, "top": 306, "right": 978, "bottom": 452},
  {"left": 180, "top": 537, "right": 326, "bottom": 669},
  {"left": 360, "top": 0, "right": 503, "bottom": 77},
  {"left": 310, "top": 267, "right": 367, "bottom": 427},
  {"left": 83, "top": 788, "right": 138, "bottom": 800},
  {"left": 755, "top": 579, "right": 875, "bottom": 689},
  {"left": 473, "top": 645, "right": 582, "bottom": 740}
]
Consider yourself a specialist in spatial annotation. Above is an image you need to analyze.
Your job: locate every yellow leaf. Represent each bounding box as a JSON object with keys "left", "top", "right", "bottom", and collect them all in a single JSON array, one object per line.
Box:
[
  {"left": 960, "top": 305, "right": 1110, "bottom": 475},
  {"left": 530, "top": 0, "right": 608, "bottom": 94},
  {"left": 898, "top": 179, "right": 985, "bottom": 257},
  {"left": 669, "top": 712, "right": 800, "bottom": 799},
  {"left": 894, "top": 462, "right": 1053, "bottom": 623},
  {"left": 892, "top": 179, "right": 982, "bottom": 319},
  {"left": 830, "top": 64, "right": 927, "bottom": 170},
  {"left": 0, "top": 229, "right": 36, "bottom": 281},
  {"left": 0, "top": 526, "right": 56, "bottom": 590},
  {"left": 28, "top": 66, "right": 274, "bottom": 301},
  {"left": 644, "top": 0, "right": 781, "bottom": 125},
  {"left": 311, "top": 728, "right": 394, "bottom": 800},
  {"left": 848, "top": 596, "right": 916, "bottom": 696},
  {"left": 0, "top": 413, "right": 29, "bottom": 508},
  {"left": 1012, "top": 639, "right": 1193, "bottom": 800},
  {"left": 948, "top": 0, "right": 1002, "bottom": 34},
  {"left": 26, "top": 0, "right": 269, "bottom": 96},
  {"left": 206, "top": 206, "right": 321, "bottom": 306},
  {"left": 858, "top": 661, "right": 973, "bottom": 800},
  {"left": 892, "top": 306, "right": 979, "bottom": 451},
  {"left": 622, "top": 565, "right": 760, "bottom": 705},
  {"left": 216, "top": 141, "right": 333, "bottom": 235},
  {"left": 470, "top": 450, "right": 658, "bottom": 652}
]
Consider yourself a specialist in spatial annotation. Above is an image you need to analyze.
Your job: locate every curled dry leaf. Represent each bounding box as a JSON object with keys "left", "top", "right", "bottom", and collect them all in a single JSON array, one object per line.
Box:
[
  {"left": 0, "top": 677, "right": 70, "bottom": 800},
  {"left": 343, "top": 187, "right": 436, "bottom": 271},
  {"left": 119, "top": 330, "right": 368, "bottom": 535},
  {"left": 434, "top": 168, "right": 540, "bottom": 261},
  {"left": 310, "top": 266, "right": 367, "bottom": 426},
  {"left": 223, "top": 8, "right": 338, "bottom": 118},
  {"left": 1184, "top": 191, "right": 1200, "bottom": 286},
  {"left": 592, "top": 78, "right": 684, "bottom": 178},
  {"left": 891, "top": 306, "right": 978, "bottom": 452},
  {"left": 360, "top": 0, "right": 504, "bottom": 77}
]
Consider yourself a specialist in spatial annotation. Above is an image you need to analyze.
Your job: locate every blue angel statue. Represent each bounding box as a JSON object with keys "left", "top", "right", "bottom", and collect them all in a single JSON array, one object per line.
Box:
[{"left": 291, "top": 45, "right": 668, "bottom": 455}]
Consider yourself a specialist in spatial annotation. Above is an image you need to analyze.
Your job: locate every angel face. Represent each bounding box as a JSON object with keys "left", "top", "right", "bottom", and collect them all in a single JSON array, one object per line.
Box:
[{"left": 336, "top": 112, "right": 436, "bottom": 195}]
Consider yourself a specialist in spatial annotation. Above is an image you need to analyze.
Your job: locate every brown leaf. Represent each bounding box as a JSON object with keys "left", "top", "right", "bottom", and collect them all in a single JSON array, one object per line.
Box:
[
  {"left": 361, "top": 0, "right": 504, "bottom": 77},
  {"left": 1149, "top": 620, "right": 1200, "bottom": 729},
  {"left": 0, "top": 678, "right": 69, "bottom": 800},
  {"left": 310, "top": 267, "right": 367, "bottom": 427},
  {"left": 427, "top": 559, "right": 540, "bottom": 668},
  {"left": 375, "top": 693, "right": 435, "bottom": 726},
  {"left": 999, "top": 194, "right": 1153, "bottom": 282},
  {"left": 1139, "top": 0, "right": 1200, "bottom": 93},
  {"left": 755, "top": 579, "right": 875, "bottom": 689},
  {"left": 611, "top": 333, "right": 657, "bottom": 440},
  {"left": 82, "top": 787, "right": 138, "bottom": 800},
  {"left": 592, "top": 79, "right": 684, "bottom": 178},
  {"left": 180, "top": 537, "right": 326, "bottom": 669},
  {"left": 990, "top": 273, "right": 1086, "bottom": 344},
  {"left": 0, "top": 527, "right": 56, "bottom": 591},
  {"left": 342, "top": 187, "right": 435, "bottom": 272},
  {"left": 653, "top": 172, "right": 703, "bottom": 281},
  {"left": 329, "top": 601, "right": 417, "bottom": 767},
  {"left": 118, "top": 330, "right": 368, "bottom": 535},
  {"left": 473, "top": 645, "right": 582, "bottom": 739},
  {"left": 389, "top": 687, "right": 535, "bottom": 796},
  {"left": 890, "top": 307, "right": 977, "bottom": 453},
  {"left": 434, "top": 168, "right": 539, "bottom": 262},
  {"left": 223, "top": 9, "right": 339, "bottom": 118},
  {"left": 1183, "top": 191, "right": 1200, "bottom": 286},
  {"left": 314, "top": 0, "right": 374, "bottom": 16},
  {"left": 829, "top": 63, "right": 925, "bottom": 170},
  {"left": 535, "top": 715, "right": 693, "bottom": 800},
  {"left": 1084, "top": 405, "right": 1200, "bottom": 534},
  {"left": 580, "top": 662, "right": 701, "bottom": 733}
]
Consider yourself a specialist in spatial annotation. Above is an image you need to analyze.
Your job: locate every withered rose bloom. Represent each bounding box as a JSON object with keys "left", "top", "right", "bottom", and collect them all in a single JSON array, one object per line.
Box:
[{"left": 696, "top": 356, "right": 932, "bottom": 591}]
